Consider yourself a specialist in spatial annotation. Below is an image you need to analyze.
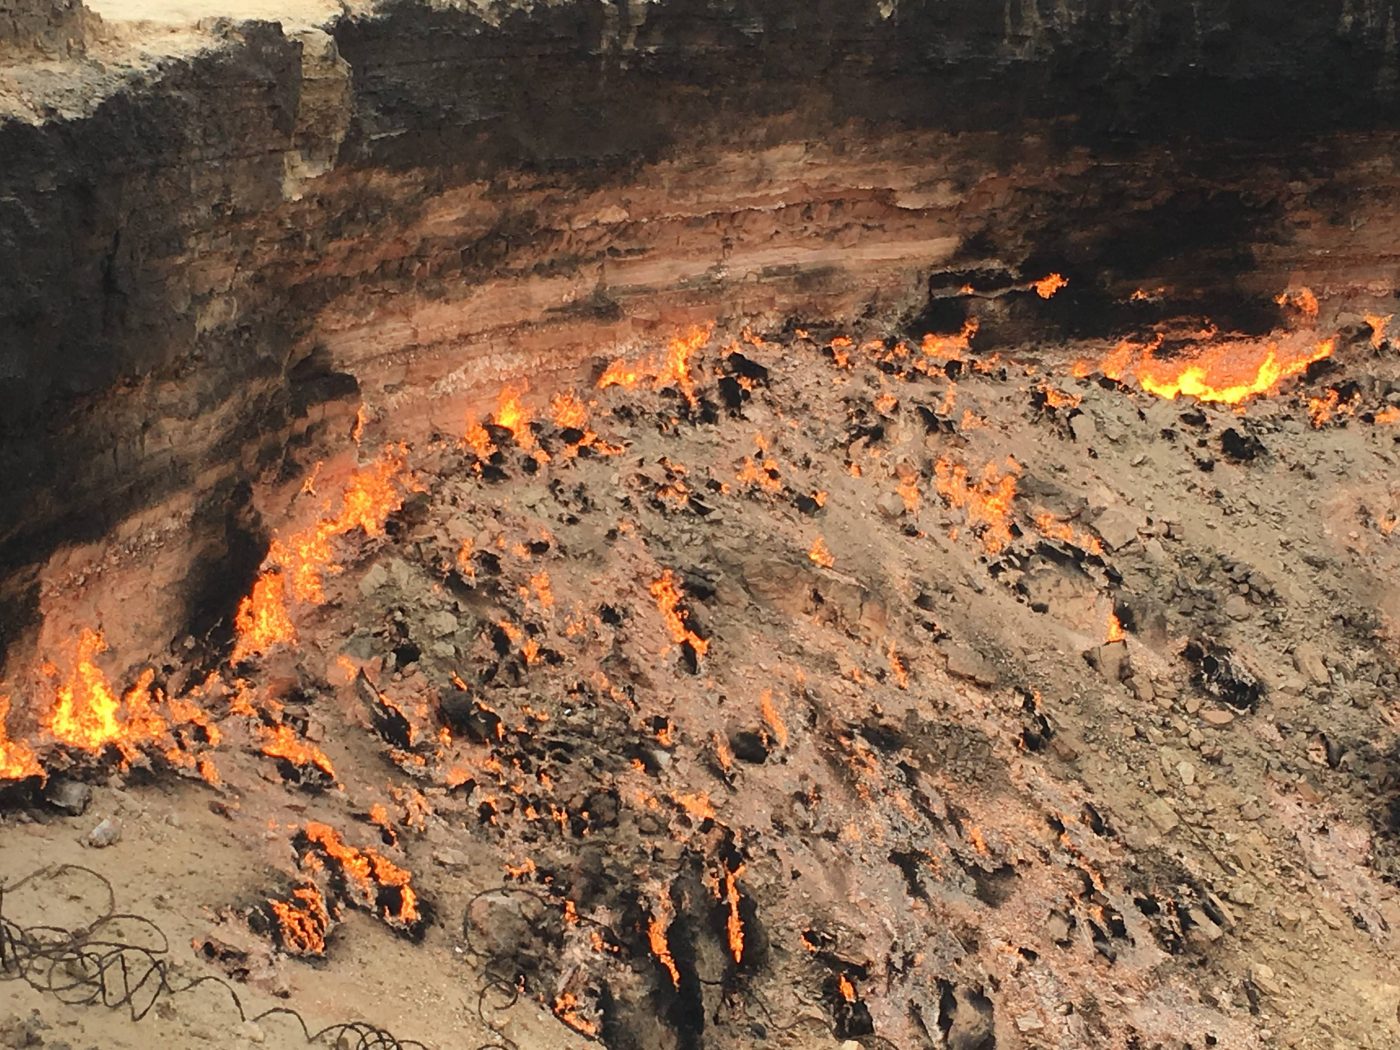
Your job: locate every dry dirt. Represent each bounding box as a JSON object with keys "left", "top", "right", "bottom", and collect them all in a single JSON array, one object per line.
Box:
[{"left": 4, "top": 298, "right": 1400, "bottom": 1050}]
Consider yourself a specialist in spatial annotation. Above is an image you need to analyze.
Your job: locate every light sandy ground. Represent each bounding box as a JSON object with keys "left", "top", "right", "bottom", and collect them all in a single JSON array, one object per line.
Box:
[{"left": 85, "top": 0, "right": 344, "bottom": 29}]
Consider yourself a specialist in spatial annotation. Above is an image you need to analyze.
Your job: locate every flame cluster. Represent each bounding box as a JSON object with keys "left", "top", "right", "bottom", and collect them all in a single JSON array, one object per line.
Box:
[
  {"left": 1077, "top": 333, "right": 1336, "bottom": 405},
  {"left": 266, "top": 883, "right": 333, "bottom": 956},
  {"left": 257, "top": 721, "right": 337, "bottom": 782},
  {"left": 934, "top": 457, "right": 1020, "bottom": 553},
  {"left": 0, "top": 628, "right": 224, "bottom": 783},
  {"left": 232, "top": 449, "right": 410, "bottom": 663},
  {"left": 295, "top": 821, "right": 423, "bottom": 934},
  {"left": 598, "top": 325, "right": 712, "bottom": 402}
]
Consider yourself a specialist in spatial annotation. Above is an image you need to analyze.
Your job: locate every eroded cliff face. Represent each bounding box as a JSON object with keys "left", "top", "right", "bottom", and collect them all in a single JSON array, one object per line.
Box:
[{"left": 1, "top": 0, "right": 1398, "bottom": 683}]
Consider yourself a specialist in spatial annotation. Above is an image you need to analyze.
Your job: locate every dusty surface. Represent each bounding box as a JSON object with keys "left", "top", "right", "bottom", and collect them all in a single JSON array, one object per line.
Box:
[{"left": 4, "top": 292, "right": 1400, "bottom": 1049}]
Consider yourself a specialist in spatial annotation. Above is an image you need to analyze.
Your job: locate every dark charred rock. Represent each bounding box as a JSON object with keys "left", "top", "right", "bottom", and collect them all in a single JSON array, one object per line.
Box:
[
  {"left": 1221, "top": 427, "right": 1266, "bottom": 462},
  {"left": 729, "top": 731, "right": 770, "bottom": 764},
  {"left": 1184, "top": 639, "right": 1266, "bottom": 712}
]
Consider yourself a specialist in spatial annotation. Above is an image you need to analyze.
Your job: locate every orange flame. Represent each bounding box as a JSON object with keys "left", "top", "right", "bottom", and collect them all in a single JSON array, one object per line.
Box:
[
  {"left": 760, "top": 690, "right": 788, "bottom": 748},
  {"left": 934, "top": 457, "right": 1020, "bottom": 553},
  {"left": 1034, "top": 273, "right": 1068, "bottom": 299},
  {"left": 920, "top": 318, "right": 979, "bottom": 362},
  {"left": 267, "top": 884, "right": 331, "bottom": 956},
  {"left": 1366, "top": 314, "right": 1392, "bottom": 349},
  {"left": 300, "top": 822, "right": 420, "bottom": 928},
  {"left": 231, "top": 571, "right": 296, "bottom": 663},
  {"left": 838, "top": 973, "right": 857, "bottom": 1002},
  {"left": 647, "top": 892, "right": 681, "bottom": 988},
  {"left": 44, "top": 628, "right": 122, "bottom": 751},
  {"left": 598, "top": 326, "right": 712, "bottom": 400},
  {"left": 722, "top": 863, "right": 745, "bottom": 964},
  {"left": 553, "top": 993, "right": 599, "bottom": 1037},
  {"left": 1033, "top": 512, "right": 1102, "bottom": 555},
  {"left": 262, "top": 449, "right": 410, "bottom": 608},
  {"left": 1106, "top": 610, "right": 1125, "bottom": 643},
  {"left": 0, "top": 695, "right": 41, "bottom": 781},
  {"left": 493, "top": 386, "right": 533, "bottom": 448},
  {"left": 808, "top": 536, "right": 835, "bottom": 568},
  {"left": 888, "top": 643, "right": 909, "bottom": 689},
  {"left": 258, "top": 722, "right": 337, "bottom": 781},
  {"left": 1275, "top": 287, "right": 1319, "bottom": 321},
  {"left": 649, "top": 571, "right": 709, "bottom": 658},
  {"left": 1084, "top": 329, "right": 1336, "bottom": 405},
  {"left": 550, "top": 391, "right": 589, "bottom": 430}
]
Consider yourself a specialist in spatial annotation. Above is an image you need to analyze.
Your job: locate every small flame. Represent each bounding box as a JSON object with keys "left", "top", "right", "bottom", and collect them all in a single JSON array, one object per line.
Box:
[
  {"left": 1033, "top": 512, "right": 1103, "bottom": 555},
  {"left": 888, "top": 643, "right": 909, "bottom": 689},
  {"left": 1307, "top": 388, "right": 1355, "bottom": 428},
  {"left": 934, "top": 457, "right": 1020, "bottom": 553},
  {"left": 838, "top": 973, "right": 857, "bottom": 1002},
  {"left": 1366, "top": 313, "right": 1392, "bottom": 349},
  {"left": 1275, "top": 287, "right": 1319, "bottom": 321},
  {"left": 553, "top": 993, "right": 599, "bottom": 1037},
  {"left": 298, "top": 822, "right": 420, "bottom": 929},
  {"left": 1106, "top": 609, "right": 1125, "bottom": 643},
  {"left": 267, "top": 884, "right": 332, "bottom": 956},
  {"left": 647, "top": 892, "right": 682, "bottom": 988},
  {"left": 550, "top": 391, "right": 590, "bottom": 430},
  {"left": 0, "top": 695, "right": 41, "bottom": 782},
  {"left": 258, "top": 722, "right": 337, "bottom": 782},
  {"left": 650, "top": 571, "right": 709, "bottom": 659},
  {"left": 1034, "top": 273, "right": 1068, "bottom": 299},
  {"left": 808, "top": 536, "right": 835, "bottom": 568},
  {"left": 722, "top": 862, "right": 745, "bottom": 964},
  {"left": 920, "top": 317, "right": 979, "bottom": 362},
  {"left": 598, "top": 326, "right": 712, "bottom": 402},
  {"left": 493, "top": 385, "right": 533, "bottom": 448},
  {"left": 759, "top": 690, "right": 788, "bottom": 748}
]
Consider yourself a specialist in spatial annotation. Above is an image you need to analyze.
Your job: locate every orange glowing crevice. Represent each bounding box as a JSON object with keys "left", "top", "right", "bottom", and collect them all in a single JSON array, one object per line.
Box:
[
  {"left": 649, "top": 571, "right": 709, "bottom": 659},
  {"left": 1034, "top": 273, "right": 1069, "bottom": 299},
  {"left": 647, "top": 892, "right": 682, "bottom": 988}
]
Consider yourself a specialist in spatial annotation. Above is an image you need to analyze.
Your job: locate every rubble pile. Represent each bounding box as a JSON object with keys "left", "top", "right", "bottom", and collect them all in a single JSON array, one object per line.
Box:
[{"left": 4, "top": 293, "right": 1400, "bottom": 1050}]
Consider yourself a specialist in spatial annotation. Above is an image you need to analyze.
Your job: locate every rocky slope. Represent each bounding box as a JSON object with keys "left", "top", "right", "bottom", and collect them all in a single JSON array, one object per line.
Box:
[{"left": 2, "top": 0, "right": 1400, "bottom": 679}]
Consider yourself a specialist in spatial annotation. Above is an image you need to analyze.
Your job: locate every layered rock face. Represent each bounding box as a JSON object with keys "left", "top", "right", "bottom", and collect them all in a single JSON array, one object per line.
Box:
[{"left": 1, "top": 0, "right": 1398, "bottom": 682}]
